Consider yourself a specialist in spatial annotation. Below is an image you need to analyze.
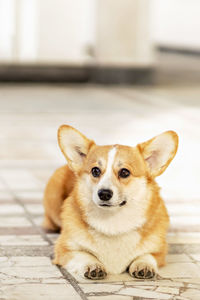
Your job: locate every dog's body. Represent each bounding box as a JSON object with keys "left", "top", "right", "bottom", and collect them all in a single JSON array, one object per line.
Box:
[{"left": 43, "top": 125, "right": 178, "bottom": 279}]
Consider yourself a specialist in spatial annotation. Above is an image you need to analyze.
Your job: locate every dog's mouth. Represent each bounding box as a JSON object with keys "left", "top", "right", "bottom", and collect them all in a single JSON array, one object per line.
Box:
[
  {"left": 99, "top": 203, "right": 112, "bottom": 207},
  {"left": 99, "top": 200, "right": 127, "bottom": 208}
]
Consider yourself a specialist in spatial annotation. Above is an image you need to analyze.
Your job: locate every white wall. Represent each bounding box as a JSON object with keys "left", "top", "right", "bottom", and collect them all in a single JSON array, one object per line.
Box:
[
  {"left": 37, "top": 0, "right": 95, "bottom": 64},
  {"left": 151, "top": 0, "right": 200, "bottom": 50},
  {"left": 0, "top": 0, "right": 15, "bottom": 61},
  {"left": 7, "top": 0, "right": 198, "bottom": 64},
  {"left": 0, "top": 0, "right": 95, "bottom": 64},
  {"left": 2, "top": 0, "right": 199, "bottom": 65},
  {"left": 16, "top": 0, "right": 38, "bottom": 62},
  {"left": 95, "top": 0, "right": 154, "bottom": 66}
]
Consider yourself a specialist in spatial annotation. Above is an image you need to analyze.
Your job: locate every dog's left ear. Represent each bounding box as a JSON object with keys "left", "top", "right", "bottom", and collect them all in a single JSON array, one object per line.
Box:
[
  {"left": 58, "top": 125, "right": 95, "bottom": 173},
  {"left": 138, "top": 131, "right": 178, "bottom": 177}
]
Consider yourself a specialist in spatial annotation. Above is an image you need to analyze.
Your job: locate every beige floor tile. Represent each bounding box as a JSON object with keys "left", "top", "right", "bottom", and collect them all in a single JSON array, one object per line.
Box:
[
  {"left": 0, "top": 277, "right": 66, "bottom": 285},
  {"left": 125, "top": 280, "right": 184, "bottom": 287},
  {"left": 0, "top": 256, "right": 52, "bottom": 267},
  {"left": 33, "top": 215, "right": 44, "bottom": 226},
  {"left": 0, "top": 284, "right": 81, "bottom": 300},
  {"left": 176, "top": 278, "right": 200, "bottom": 284},
  {"left": 0, "top": 180, "right": 6, "bottom": 190},
  {"left": 167, "top": 234, "right": 200, "bottom": 244},
  {"left": 15, "top": 190, "right": 43, "bottom": 202},
  {"left": 159, "top": 262, "right": 200, "bottom": 278},
  {"left": 0, "top": 257, "right": 65, "bottom": 284},
  {"left": 0, "top": 204, "right": 24, "bottom": 214},
  {"left": 80, "top": 283, "right": 124, "bottom": 294},
  {"left": 170, "top": 216, "right": 200, "bottom": 227},
  {"left": 190, "top": 254, "right": 200, "bottom": 261},
  {"left": 181, "top": 288, "right": 200, "bottom": 300},
  {"left": 174, "top": 297, "right": 190, "bottom": 300},
  {"left": 166, "top": 254, "right": 191, "bottom": 263},
  {"left": 117, "top": 286, "right": 172, "bottom": 299},
  {"left": 188, "top": 283, "right": 200, "bottom": 289},
  {"left": 0, "top": 257, "right": 67, "bottom": 285},
  {"left": 0, "top": 191, "right": 14, "bottom": 201},
  {"left": 39, "top": 278, "right": 67, "bottom": 284},
  {"left": 0, "top": 265, "right": 63, "bottom": 283},
  {"left": 156, "top": 286, "right": 179, "bottom": 295},
  {"left": 32, "top": 169, "right": 56, "bottom": 184},
  {"left": 0, "top": 235, "right": 48, "bottom": 246},
  {"left": 0, "top": 169, "right": 43, "bottom": 190},
  {"left": 25, "top": 203, "right": 44, "bottom": 214},
  {"left": 88, "top": 296, "right": 133, "bottom": 300},
  {"left": 166, "top": 203, "right": 200, "bottom": 216},
  {"left": 0, "top": 159, "right": 58, "bottom": 169},
  {"left": 0, "top": 216, "right": 31, "bottom": 227},
  {"left": 167, "top": 236, "right": 200, "bottom": 244}
]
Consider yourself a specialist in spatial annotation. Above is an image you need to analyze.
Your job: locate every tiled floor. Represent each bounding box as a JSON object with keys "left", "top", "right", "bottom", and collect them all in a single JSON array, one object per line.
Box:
[{"left": 0, "top": 82, "right": 200, "bottom": 299}]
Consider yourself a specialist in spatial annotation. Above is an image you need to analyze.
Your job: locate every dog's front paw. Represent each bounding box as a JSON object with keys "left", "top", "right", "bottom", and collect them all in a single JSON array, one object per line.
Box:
[
  {"left": 84, "top": 264, "right": 107, "bottom": 280},
  {"left": 129, "top": 254, "right": 157, "bottom": 279},
  {"left": 130, "top": 262, "right": 156, "bottom": 279}
]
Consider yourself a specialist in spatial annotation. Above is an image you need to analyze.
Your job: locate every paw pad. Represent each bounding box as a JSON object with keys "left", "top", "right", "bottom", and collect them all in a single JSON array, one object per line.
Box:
[
  {"left": 132, "top": 267, "right": 155, "bottom": 279},
  {"left": 84, "top": 265, "right": 107, "bottom": 280}
]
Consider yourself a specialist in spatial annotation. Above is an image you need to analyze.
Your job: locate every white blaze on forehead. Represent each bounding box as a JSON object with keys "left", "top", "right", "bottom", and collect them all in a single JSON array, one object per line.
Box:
[{"left": 98, "top": 147, "right": 116, "bottom": 188}]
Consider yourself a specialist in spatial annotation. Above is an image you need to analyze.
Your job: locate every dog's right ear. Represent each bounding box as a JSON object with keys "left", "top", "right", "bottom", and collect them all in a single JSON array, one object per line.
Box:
[{"left": 58, "top": 125, "right": 95, "bottom": 173}]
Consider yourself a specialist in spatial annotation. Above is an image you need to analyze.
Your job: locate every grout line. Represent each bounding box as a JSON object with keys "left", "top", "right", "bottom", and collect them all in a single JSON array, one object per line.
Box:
[
  {"left": 58, "top": 266, "right": 88, "bottom": 300},
  {"left": 187, "top": 253, "right": 200, "bottom": 270}
]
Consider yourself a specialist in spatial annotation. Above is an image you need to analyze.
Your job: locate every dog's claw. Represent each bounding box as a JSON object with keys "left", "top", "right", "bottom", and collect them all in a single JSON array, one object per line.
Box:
[
  {"left": 84, "top": 271, "right": 89, "bottom": 277},
  {"left": 90, "top": 270, "right": 96, "bottom": 277},
  {"left": 98, "top": 270, "right": 104, "bottom": 277},
  {"left": 138, "top": 270, "right": 144, "bottom": 277}
]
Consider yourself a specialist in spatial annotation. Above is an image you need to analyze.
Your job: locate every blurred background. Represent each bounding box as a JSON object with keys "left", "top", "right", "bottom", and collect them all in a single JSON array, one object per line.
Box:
[
  {"left": 0, "top": 0, "right": 200, "bottom": 232},
  {"left": 1, "top": 0, "right": 200, "bottom": 83}
]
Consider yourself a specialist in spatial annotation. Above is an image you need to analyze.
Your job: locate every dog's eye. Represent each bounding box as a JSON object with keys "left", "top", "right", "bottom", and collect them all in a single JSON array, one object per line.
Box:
[
  {"left": 91, "top": 167, "right": 101, "bottom": 177},
  {"left": 118, "top": 168, "right": 130, "bottom": 178}
]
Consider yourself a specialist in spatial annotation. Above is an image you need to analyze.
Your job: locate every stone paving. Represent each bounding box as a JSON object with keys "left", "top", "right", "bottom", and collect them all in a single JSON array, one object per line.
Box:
[{"left": 0, "top": 83, "right": 200, "bottom": 299}]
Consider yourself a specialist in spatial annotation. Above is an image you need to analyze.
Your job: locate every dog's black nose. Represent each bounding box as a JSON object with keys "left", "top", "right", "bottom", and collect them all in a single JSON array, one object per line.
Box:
[{"left": 98, "top": 189, "right": 113, "bottom": 201}]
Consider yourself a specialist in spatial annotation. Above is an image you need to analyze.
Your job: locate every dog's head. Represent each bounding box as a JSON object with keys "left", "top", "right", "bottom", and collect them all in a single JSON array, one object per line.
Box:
[{"left": 58, "top": 125, "right": 178, "bottom": 234}]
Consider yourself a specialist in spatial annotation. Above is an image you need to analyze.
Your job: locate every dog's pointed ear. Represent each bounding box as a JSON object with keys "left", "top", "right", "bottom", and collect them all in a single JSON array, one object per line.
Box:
[
  {"left": 138, "top": 131, "right": 178, "bottom": 177},
  {"left": 58, "top": 125, "right": 95, "bottom": 173}
]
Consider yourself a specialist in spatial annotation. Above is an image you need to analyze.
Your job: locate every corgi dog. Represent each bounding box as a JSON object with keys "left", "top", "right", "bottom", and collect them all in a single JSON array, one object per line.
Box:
[{"left": 43, "top": 125, "right": 178, "bottom": 280}]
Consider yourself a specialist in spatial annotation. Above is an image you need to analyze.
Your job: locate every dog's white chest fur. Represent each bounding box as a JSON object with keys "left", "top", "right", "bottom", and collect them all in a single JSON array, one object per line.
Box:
[{"left": 85, "top": 229, "right": 141, "bottom": 274}]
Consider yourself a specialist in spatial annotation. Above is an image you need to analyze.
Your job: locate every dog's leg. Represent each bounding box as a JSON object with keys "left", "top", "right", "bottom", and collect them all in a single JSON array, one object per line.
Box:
[
  {"left": 64, "top": 251, "right": 107, "bottom": 280},
  {"left": 129, "top": 254, "right": 158, "bottom": 279},
  {"left": 42, "top": 213, "right": 60, "bottom": 232}
]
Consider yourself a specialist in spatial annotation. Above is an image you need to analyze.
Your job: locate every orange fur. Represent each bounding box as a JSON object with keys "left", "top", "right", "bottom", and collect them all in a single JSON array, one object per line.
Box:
[
  {"left": 43, "top": 165, "right": 75, "bottom": 231},
  {"left": 138, "top": 179, "right": 169, "bottom": 267}
]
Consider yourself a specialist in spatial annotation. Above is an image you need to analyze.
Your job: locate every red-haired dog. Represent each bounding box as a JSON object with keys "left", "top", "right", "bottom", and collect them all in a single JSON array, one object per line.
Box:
[{"left": 43, "top": 125, "right": 178, "bottom": 280}]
